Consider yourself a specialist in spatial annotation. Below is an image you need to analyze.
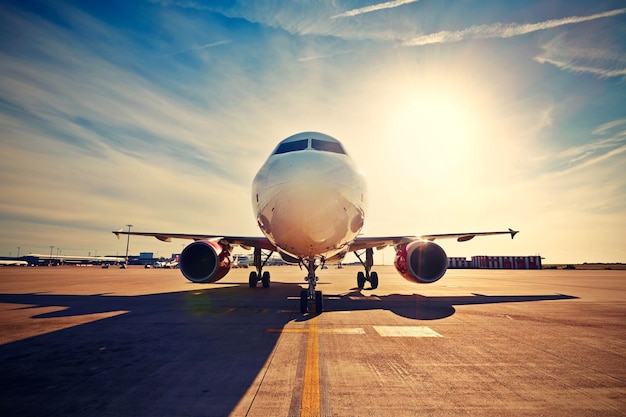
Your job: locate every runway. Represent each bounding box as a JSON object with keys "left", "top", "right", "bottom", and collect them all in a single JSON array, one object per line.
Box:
[{"left": 1, "top": 265, "right": 625, "bottom": 416}]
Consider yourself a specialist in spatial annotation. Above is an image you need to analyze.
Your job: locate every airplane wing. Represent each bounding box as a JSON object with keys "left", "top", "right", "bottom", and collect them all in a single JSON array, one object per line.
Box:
[
  {"left": 349, "top": 228, "right": 518, "bottom": 252},
  {"left": 112, "top": 230, "right": 276, "bottom": 251}
]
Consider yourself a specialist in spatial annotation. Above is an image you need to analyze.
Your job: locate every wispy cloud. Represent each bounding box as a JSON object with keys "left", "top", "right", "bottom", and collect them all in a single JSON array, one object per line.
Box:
[
  {"left": 593, "top": 119, "right": 626, "bottom": 135},
  {"left": 0, "top": 6, "right": 269, "bottom": 254},
  {"left": 403, "top": 8, "right": 626, "bottom": 46},
  {"left": 536, "top": 56, "right": 626, "bottom": 78},
  {"left": 297, "top": 50, "right": 352, "bottom": 62},
  {"left": 331, "top": 0, "right": 419, "bottom": 19},
  {"left": 534, "top": 42, "right": 626, "bottom": 79},
  {"left": 555, "top": 119, "right": 626, "bottom": 175}
]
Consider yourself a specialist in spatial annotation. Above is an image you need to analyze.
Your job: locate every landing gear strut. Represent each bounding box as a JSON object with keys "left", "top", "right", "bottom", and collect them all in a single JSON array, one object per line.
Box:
[
  {"left": 354, "top": 248, "right": 379, "bottom": 290},
  {"left": 300, "top": 258, "right": 323, "bottom": 314},
  {"left": 248, "top": 247, "right": 274, "bottom": 288}
]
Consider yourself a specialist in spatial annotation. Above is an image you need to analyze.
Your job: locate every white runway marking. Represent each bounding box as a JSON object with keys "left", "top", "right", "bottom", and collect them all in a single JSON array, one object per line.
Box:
[
  {"left": 348, "top": 296, "right": 380, "bottom": 300},
  {"left": 373, "top": 326, "right": 443, "bottom": 337},
  {"left": 266, "top": 328, "right": 365, "bottom": 334}
]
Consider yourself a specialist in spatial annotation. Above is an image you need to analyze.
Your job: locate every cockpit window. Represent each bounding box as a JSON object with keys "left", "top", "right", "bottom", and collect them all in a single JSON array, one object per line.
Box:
[
  {"left": 311, "top": 138, "right": 345, "bottom": 154},
  {"left": 273, "top": 139, "right": 309, "bottom": 155}
]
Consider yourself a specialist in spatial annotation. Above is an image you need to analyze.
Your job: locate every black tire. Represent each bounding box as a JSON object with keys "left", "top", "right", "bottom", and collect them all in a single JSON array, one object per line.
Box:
[
  {"left": 370, "top": 271, "right": 379, "bottom": 289},
  {"left": 261, "top": 271, "right": 270, "bottom": 288},
  {"left": 249, "top": 271, "right": 258, "bottom": 288},
  {"left": 315, "top": 290, "right": 323, "bottom": 314},
  {"left": 300, "top": 290, "right": 308, "bottom": 314},
  {"left": 357, "top": 271, "right": 366, "bottom": 289}
]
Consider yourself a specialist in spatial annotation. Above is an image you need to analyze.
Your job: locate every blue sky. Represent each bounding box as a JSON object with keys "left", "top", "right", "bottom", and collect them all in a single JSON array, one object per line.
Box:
[{"left": 1, "top": 0, "right": 624, "bottom": 263}]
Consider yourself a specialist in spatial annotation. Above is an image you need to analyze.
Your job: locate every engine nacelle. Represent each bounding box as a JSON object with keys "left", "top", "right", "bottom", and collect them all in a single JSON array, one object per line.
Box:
[
  {"left": 179, "top": 240, "right": 231, "bottom": 283},
  {"left": 394, "top": 240, "right": 448, "bottom": 284}
]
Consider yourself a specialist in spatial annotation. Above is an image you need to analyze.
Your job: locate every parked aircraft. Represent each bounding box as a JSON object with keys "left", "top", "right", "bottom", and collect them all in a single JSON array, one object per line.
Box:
[
  {"left": 114, "top": 132, "right": 517, "bottom": 313},
  {"left": 232, "top": 254, "right": 250, "bottom": 268},
  {"left": 154, "top": 255, "right": 179, "bottom": 269},
  {"left": 0, "top": 260, "right": 28, "bottom": 266},
  {"left": 28, "top": 254, "right": 125, "bottom": 264}
]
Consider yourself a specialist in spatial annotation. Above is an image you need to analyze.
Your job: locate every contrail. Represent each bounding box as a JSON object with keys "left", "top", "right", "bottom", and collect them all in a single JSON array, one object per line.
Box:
[
  {"left": 187, "top": 40, "right": 231, "bottom": 51},
  {"left": 403, "top": 8, "right": 626, "bottom": 46},
  {"left": 331, "top": 0, "right": 419, "bottom": 19}
]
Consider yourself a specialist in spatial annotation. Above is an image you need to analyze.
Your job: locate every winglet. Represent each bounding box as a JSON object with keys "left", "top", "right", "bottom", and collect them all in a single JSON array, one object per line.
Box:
[
  {"left": 113, "top": 229, "right": 123, "bottom": 239},
  {"left": 509, "top": 228, "right": 519, "bottom": 239}
]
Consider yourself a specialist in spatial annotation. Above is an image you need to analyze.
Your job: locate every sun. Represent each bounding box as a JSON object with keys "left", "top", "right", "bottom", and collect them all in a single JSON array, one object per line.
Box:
[{"left": 384, "top": 87, "right": 484, "bottom": 172}]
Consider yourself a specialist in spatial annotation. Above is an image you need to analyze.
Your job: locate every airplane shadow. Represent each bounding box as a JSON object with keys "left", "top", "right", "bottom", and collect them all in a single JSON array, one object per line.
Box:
[
  {"left": 0, "top": 283, "right": 578, "bottom": 416},
  {"left": 326, "top": 289, "right": 579, "bottom": 320},
  {"left": 0, "top": 282, "right": 303, "bottom": 417}
]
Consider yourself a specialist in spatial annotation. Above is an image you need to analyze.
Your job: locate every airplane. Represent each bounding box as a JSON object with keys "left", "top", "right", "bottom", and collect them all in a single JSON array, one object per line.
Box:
[
  {"left": 0, "top": 260, "right": 28, "bottom": 266},
  {"left": 27, "top": 254, "right": 125, "bottom": 265},
  {"left": 232, "top": 254, "right": 251, "bottom": 268},
  {"left": 154, "top": 255, "right": 180, "bottom": 269},
  {"left": 114, "top": 132, "right": 518, "bottom": 314}
]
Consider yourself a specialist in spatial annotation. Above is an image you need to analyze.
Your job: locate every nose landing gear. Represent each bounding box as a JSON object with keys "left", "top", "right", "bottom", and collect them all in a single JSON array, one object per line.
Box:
[{"left": 300, "top": 258, "right": 323, "bottom": 314}]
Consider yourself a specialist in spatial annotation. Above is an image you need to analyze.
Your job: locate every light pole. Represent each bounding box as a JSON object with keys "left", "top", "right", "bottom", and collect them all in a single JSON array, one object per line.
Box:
[
  {"left": 17, "top": 247, "right": 20, "bottom": 258},
  {"left": 49, "top": 245, "right": 54, "bottom": 266},
  {"left": 124, "top": 224, "right": 133, "bottom": 266}
]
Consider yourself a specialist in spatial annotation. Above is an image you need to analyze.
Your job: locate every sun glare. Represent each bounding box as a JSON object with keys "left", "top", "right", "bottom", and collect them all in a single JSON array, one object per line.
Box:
[{"left": 386, "top": 90, "right": 481, "bottom": 172}]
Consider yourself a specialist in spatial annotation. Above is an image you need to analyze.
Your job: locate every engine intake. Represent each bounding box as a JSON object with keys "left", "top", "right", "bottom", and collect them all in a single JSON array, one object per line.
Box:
[
  {"left": 179, "top": 240, "right": 231, "bottom": 283},
  {"left": 394, "top": 240, "right": 448, "bottom": 284}
]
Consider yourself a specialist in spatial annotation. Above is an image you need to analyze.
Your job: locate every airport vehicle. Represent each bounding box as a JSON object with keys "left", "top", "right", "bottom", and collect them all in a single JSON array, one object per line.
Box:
[{"left": 114, "top": 132, "right": 517, "bottom": 313}]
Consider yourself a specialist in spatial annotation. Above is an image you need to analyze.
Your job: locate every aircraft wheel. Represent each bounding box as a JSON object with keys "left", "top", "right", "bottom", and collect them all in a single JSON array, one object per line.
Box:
[
  {"left": 261, "top": 271, "right": 270, "bottom": 288},
  {"left": 300, "top": 290, "right": 308, "bottom": 314},
  {"left": 315, "top": 290, "right": 323, "bottom": 314},
  {"left": 357, "top": 271, "right": 366, "bottom": 289},
  {"left": 249, "top": 271, "right": 258, "bottom": 288},
  {"left": 370, "top": 271, "right": 379, "bottom": 290}
]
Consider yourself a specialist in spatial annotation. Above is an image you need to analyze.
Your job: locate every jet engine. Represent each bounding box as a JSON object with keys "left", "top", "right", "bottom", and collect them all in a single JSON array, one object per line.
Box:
[
  {"left": 179, "top": 240, "right": 232, "bottom": 283},
  {"left": 394, "top": 240, "right": 448, "bottom": 284}
]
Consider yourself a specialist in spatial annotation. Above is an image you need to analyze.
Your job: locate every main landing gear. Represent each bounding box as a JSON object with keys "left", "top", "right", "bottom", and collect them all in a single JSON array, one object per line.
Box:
[
  {"left": 248, "top": 247, "right": 274, "bottom": 288},
  {"left": 300, "top": 258, "right": 323, "bottom": 314},
  {"left": 354, "top": 247, "right": 379, "bottom": 290}
]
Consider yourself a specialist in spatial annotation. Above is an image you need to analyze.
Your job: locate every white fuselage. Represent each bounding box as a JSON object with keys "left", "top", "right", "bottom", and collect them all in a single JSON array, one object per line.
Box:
[{"left": 252, "top": 132, "right": 366, "bottom": 260}]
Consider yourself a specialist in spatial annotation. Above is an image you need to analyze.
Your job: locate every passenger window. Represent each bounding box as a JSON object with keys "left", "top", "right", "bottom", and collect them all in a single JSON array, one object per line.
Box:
[
  {"left": 273, "top": 139, "right": 309, "bottom": 154},
  {"left": 311, "top": 139, "right": 345, "bottom": 154}
]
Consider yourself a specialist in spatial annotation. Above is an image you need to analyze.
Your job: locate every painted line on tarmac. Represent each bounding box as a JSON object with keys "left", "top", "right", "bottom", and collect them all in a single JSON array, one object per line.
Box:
[
  {"left": 348, "top": 295, "right": 380, "bottom": 300},
  {"left": 301, "top": 317, "right": 321, "bottom": 417},
  {"left": 373, "top": 326, "right": 443, "bottom": 337},
  {"left": 266, "top": 328, "right": 364, "bottom": 334}
]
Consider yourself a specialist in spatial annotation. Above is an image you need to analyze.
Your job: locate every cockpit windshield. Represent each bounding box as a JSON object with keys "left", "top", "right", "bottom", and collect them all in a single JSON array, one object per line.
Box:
[
  {"left": 273, "top": 139, "right": 308, "bottom": 155},
  {"left": 272, "top": 135, "right": 347, "bottom": 155},
  {"left": 311, "top": 138, "right": 345, "bottom": 154}
]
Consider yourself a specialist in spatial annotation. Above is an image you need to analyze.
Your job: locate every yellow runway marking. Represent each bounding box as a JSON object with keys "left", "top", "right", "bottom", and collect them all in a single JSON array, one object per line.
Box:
[{"left": 300, "top": 317, "right": 321, "bottom": 417}]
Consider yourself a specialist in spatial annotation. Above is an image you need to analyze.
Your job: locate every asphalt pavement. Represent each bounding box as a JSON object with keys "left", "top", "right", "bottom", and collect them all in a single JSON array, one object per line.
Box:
[{"left": 1, "top": 265, "right": 624, "bottom": 416}]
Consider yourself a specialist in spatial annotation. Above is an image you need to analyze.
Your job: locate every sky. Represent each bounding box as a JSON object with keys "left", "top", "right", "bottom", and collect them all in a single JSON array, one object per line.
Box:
[{"left": 0, "top": 0, "right": 625, "bottom": 264}]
